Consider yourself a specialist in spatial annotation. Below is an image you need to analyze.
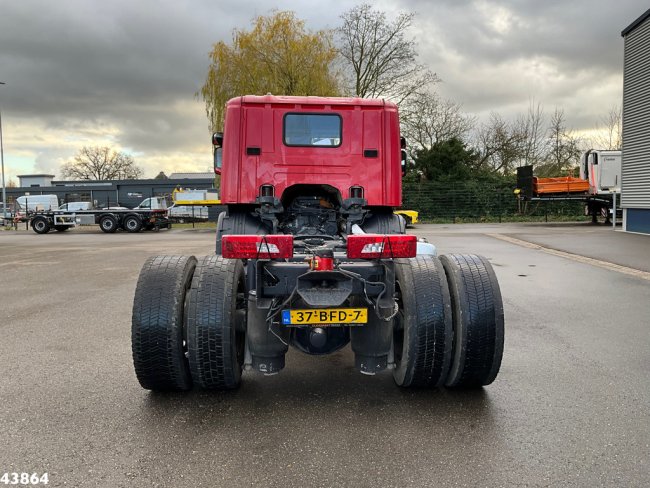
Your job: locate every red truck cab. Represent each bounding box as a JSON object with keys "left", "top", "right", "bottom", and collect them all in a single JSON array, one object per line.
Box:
[{"left": 217, "top": 95, "right": 402, "bottom": 207}]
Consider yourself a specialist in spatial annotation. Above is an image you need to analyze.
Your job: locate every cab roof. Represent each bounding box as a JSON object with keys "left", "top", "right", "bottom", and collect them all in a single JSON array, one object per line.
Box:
[{"left": 230, "top": 95, "right": 397, "bottom": 109}]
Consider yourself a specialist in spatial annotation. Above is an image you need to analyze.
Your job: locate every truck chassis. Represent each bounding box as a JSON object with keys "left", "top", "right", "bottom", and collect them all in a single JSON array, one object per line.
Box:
[{"left": 132, "top": 215, "right": 504, "bottom": 391}]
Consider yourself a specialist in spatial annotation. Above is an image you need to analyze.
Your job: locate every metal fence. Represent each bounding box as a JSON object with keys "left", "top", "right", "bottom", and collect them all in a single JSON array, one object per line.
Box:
[{"left": 402, "top": 181, "right": 586, "bottom": 223}]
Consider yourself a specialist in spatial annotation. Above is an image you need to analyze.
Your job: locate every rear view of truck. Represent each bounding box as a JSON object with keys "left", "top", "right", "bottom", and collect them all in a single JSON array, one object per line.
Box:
[{"left": 131, "top": 96, "right": 504, "bottom": 391}]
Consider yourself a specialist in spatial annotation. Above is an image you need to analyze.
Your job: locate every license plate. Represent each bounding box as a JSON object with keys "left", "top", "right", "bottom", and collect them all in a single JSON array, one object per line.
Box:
[{"left": 281, "top": 308, "right": 367, "bottom": 326}]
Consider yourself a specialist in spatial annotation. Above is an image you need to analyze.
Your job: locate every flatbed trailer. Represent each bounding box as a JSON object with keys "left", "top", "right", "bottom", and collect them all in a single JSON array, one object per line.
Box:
[
  {"left": 517, "top": 192, "right": 616, "bottom": 222},
  {"left": 28, "top": 208, "right": 171, "bottom": 234},
  {"left": 516, "top": 166, "right": 617, "bottom": 223}
]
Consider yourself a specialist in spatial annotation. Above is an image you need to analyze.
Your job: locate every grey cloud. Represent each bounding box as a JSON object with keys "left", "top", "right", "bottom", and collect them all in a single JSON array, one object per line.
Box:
[
  {"left": 0, "top": 0, "right": 356, "bottom": 165},
  {"left": 0, "top": 0, "right": 646, "bottom": 175},
  {"left": 393, "top": 0, "right": 646, "bottom": 128},
  {"left": 410, "top": 0, "right": 638, "bottom": 73}
]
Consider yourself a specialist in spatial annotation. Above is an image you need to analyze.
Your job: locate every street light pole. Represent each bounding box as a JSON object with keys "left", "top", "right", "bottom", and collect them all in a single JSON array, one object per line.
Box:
[{"left": 0, "top": 81, "right": 6, "bottom": 222}]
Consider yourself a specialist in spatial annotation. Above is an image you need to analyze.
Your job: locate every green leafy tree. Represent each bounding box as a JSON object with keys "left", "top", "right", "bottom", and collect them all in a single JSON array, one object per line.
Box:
[
  {"left": 414, "top": 138, "right": 479, "bottom": 181},
  {"left": 200, "top": 11, "right": 341, "bottom": 130}
]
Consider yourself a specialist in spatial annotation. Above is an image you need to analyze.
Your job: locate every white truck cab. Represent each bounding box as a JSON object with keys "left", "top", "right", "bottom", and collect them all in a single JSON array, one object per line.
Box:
[
  {"left": 135, "top": 197, "right": 168, "bottom": 210},
  {"left": 580, "top": 150, "right": 621, "bottom": 195}
]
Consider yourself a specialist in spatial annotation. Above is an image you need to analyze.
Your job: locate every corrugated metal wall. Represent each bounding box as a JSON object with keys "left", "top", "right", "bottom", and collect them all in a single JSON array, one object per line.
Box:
[{"left": 622, "top": 18, "right": 650, "bottom": 209}]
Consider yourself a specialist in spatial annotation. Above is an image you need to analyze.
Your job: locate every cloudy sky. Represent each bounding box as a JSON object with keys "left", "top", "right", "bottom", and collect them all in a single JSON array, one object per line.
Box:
[{"left": 0, "top": 0, "right": 647, "bottom": 182}]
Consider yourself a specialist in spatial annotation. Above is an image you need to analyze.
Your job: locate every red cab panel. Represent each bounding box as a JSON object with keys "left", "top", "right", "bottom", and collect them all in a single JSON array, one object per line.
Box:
[{"left": 219, "top": 95, "right": 402, "bottom": 207}]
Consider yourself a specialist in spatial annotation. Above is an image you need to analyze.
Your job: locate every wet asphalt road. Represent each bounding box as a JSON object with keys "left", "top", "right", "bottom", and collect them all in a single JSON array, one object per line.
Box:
[{"left": 1, "top": 224, "right": 649, "bottom": 487}]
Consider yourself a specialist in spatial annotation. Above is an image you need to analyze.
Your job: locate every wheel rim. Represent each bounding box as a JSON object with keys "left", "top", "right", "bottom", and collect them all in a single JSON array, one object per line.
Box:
[
  {"left": 35, "top": 221, "right": 45, "bottom": 231},
  {"left": 127, "top": 218, "right": 137, "bottom": 230},
  {"left": 102, "top": 219, "right": 113, "bottom": 230}
]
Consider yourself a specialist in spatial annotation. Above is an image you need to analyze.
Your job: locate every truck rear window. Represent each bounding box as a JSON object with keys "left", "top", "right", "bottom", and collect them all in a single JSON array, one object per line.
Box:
[{"left": 283, "top": 114, "right": 341, "bottom": 147}]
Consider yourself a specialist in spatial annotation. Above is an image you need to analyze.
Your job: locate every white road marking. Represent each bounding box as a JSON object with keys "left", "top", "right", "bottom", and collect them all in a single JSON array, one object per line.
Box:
[{"left": 486, "top": 233, "right": 650, "bottom": 282}]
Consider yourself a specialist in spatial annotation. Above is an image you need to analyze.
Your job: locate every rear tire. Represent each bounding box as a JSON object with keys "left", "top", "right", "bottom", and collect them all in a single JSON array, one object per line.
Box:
[
  {"left": 187, "top": 255, "right": 247, "bottom": 389},
  {"left": 131, "top": 255, "right": 196, "bottom": 391},
  {"left": 99, "top": 215, "right": 118, "bottom": 233},
  {"left": 31, "top": 217, "right": 51, "bottom": 234},
  {"left": 124, "top": 215, "right": 142, "bottom": 233},
  {"left": 440, "top": 254, "right": 504, "bottom": 388},
  {"left": 392, "top": 256, "right": 453, "bottom": 388}
]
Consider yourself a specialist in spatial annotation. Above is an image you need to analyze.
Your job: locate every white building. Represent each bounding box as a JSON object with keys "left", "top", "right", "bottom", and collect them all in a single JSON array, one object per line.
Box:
[{"left": 18, "top": 174, "right": 55, "bottom": 187}]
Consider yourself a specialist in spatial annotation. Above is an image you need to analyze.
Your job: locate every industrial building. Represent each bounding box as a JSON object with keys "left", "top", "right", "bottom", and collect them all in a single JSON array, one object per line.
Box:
[
  {"left": 6, "top": 173, "right": 216, "bottom": 209},
  {"left": 621, "top": 9, "right": 650, "bottom": 234}
]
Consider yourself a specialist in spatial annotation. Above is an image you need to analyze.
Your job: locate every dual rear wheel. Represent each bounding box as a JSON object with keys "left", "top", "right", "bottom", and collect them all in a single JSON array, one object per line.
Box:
[
  {"left": 392, "top": 254, "right": 504, "bottom": 388},
  {"left": 131, "top": 255, "right": 246, "bottom": 391},
  {"left": 132, "top": 253, "right": 504, "bottom": 391}
]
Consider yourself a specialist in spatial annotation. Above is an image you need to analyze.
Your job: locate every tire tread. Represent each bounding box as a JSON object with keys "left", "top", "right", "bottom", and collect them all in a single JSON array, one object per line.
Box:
[
  {"left": 187, "top": 255, "right": 243, "bottom": 389},
  {"left": 441, "top": 254, "right": 504, "bottom": 388},
  {"left": 131, "top": 255, "right": 196, "bottom": 391},
  {"left": 394, "top": 256, "right": 453, "bottom": 387}
]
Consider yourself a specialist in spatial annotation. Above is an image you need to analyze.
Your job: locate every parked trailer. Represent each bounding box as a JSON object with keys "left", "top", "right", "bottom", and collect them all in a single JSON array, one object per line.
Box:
[
  {"left": 516, "top": 151, "right": 621, "bottom": 224},
  {"left": 28, "top": 207, "right": 170, "bottom": 234}
]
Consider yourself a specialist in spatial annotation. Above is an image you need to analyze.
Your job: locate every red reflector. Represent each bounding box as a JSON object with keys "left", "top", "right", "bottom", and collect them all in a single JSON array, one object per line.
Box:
[
  {"left": 347, "top": 234, "right": 417, "bottom": 259},
  {"left": 222, "top": 235, "right": 293, "bottom": 259}
]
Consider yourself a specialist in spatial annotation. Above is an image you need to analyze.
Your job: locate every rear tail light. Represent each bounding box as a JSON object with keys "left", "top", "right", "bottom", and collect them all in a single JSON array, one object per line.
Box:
[
  {"left": 347, "top": 234, "right": 417, "bottom": 259},
  {"left": 222, "top": 235, "right": 293, "bottom": 259}
]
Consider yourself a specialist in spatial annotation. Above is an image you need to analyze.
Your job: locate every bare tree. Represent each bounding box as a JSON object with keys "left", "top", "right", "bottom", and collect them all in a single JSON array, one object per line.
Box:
[
  {"left": 537, "top": 108, "right": 581, "bottom": 176},
  {"left": 474, "top": 113, "right": 526, "bottom": 175},
  {"left": 336, "top": 4, "right": 438, "bottom": 104},
  {"left": 400, "top": 91, "right": 475, "bottom": 151},
  {"left": 515, "top": 100, "right": 547, "bottom": 167},
  {"left": 594, "top": 105, "right": 622, "bottom": 150},
  {"left": 61, "top": 146, "right": 143, "bottom": 180}
]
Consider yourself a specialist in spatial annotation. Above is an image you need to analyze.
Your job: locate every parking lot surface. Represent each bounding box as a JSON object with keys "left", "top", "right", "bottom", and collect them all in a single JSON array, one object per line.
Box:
[{"left": 1, "top": 223, "right": 649, "bottom": 487}]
